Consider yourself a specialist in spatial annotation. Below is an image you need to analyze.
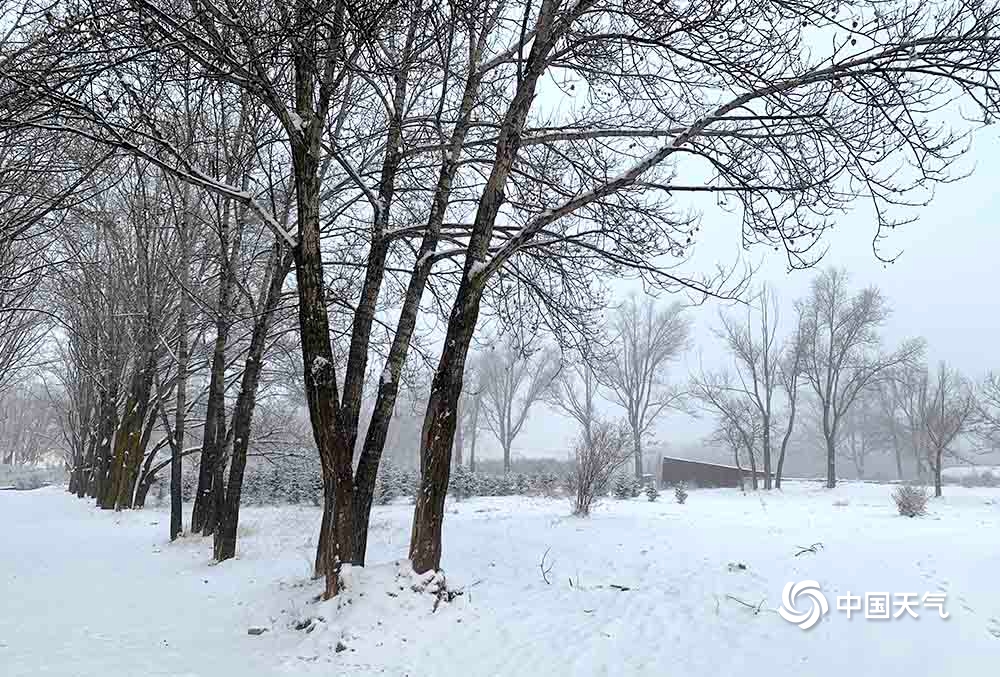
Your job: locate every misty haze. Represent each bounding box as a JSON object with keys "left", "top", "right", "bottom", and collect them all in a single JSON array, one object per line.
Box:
[{"left": 2, "top": 0, "right": 1000, "bottom": 675}]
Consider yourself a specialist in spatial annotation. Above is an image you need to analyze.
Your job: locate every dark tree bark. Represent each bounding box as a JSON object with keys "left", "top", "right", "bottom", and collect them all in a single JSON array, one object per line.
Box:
[
  {"left": 348, "top": 39, "right": 484, "bottom": 566},
  {"left": 170, "top": 210, "right": 191, "bottom": 540},
  {"left": 191, "top": 311, "right": 230, "bottom": 533},
  {"left": 214, "top": 244, "right": 292, "bottom": 561},
  {"left": 775, "top": 394, "right": 797, "bottom": 489},
  {"left": 192, "top": 195, "right": 240, "bottom": 534},
  {"left": 292, "top": 122, "right": 355, "bottom": 598},
  {"left": 409, "top": 3, "right": 565, "bottom": 573}
]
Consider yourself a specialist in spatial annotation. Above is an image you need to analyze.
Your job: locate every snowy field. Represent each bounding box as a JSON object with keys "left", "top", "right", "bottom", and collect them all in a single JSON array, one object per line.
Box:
[{"left": 2, "top": 482, "right": 998, "bottom": 677}]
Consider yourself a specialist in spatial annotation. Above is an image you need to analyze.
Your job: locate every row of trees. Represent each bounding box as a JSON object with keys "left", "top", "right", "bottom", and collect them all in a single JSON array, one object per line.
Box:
[
  {"left": 3, "top": 0, "right": 1000, "bottom": 600},
  {"left": 453, "top": 294, "right": 688, "bottom": 479},
  {"left": 692, "top": 268, "right": 999, "bottom": 497}
]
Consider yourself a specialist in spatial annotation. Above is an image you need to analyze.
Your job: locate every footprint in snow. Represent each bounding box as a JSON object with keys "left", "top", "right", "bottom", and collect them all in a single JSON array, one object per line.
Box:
[{"left": 987, "top": 618, "right": 1000, "bottom": 639}]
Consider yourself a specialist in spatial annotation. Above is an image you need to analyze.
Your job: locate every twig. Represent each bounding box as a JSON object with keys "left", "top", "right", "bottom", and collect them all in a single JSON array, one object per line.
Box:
[
  {"left": 794, "top": 542, "right": 824, "bottom": 557},
  {"left": 726, "top": 594, "right": 767, "bottom": 615},
  {"left": 539, "top": 547, "right": 553, "bottom": 585}
]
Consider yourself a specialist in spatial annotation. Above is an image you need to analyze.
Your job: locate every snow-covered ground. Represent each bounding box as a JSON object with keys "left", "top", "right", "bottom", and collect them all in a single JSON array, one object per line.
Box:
[
  {"left": 2, "top": 482, "right": 998, "bottom": 676},
  {"left": 941, "top": 465, "right": 1000, "bottom": 480}
]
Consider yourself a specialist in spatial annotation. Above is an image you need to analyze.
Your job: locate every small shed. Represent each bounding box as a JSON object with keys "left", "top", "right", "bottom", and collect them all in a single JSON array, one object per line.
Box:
[{"left": 661, "top": 456, "right": 771, "bottom": 488}]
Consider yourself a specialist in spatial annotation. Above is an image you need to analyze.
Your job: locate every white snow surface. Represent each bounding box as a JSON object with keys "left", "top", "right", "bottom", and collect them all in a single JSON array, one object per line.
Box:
[
  {"left": 2, "top": 482, "right": 999, "bottom": 676},
  {"left": 941, "top": 465, "right": 1000, "bottom": 479}
]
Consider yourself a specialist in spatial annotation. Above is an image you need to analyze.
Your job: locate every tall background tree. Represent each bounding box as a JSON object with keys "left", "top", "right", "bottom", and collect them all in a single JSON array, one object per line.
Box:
[
  {"left": 478, "top": 341, "right": 560, "bottom": 474},
  {"left": 599, "top": 297, "right": 690, "bottom": 480},
  {"left": 798, "top": 268, "right": 923, "bottom": 488}
]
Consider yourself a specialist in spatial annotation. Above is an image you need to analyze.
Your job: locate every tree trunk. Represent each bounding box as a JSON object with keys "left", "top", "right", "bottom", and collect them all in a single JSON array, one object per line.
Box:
[
  {"left": 82, "top": 430, "right": 97, "bottom": 498},
  {"left": 822, "top": 404, "right": 837, "bottom": 488},
  {"left": 116, "top": 361, "right": 158, "bottom": 511},
  {"left": 314, "top": 475, "right": 333, "bottom": 578},
  {"left": 171, "top": 216, "right": 190, "bottom": 541},
  {"left": 347, "top": 56, "right": 483, "bottom": 566},
  {"left": 775, "top": 412, "right": 795, "bottom": 490},
  {"left": 105, "top": 351, "right": 156, "bottom": 511},
  {"left": 762, "top": 420, "right": 772, "bottom": 489},
  {"left": 133, "top": 438, "right": 167, "bottom": 508},
  {"left": 293, "top": 138, "right": 354, "bottom": 598},
  {"left": 934, "top": 447, "right": 943, "bottom": 497},
  {"left": 733, "top": 445, "right": 745, "bottom": 492},
  {"left": 192, "top": 285, "right": 232, "bottom": 533},
  {"left": 632, "top": 426, "right": 643, "bottom": 480},
  {"left": 409, "top": 4, "right": 561, "bottom": 573},
  {"left": 825, "top": 434, "right": 837, "bottom": 489},
  {"left": 214, "top": 245, "right": 291, "bottom": 561},
  {"left": 204, "top": 434, "right": 230, "bottom": 536},
  {"left": 214, "top": 256, "right": 291, "bottom": 562},
  {"left": 469, "top": 422, "right": 478, "bottom": 473},
  {"left": 453, "top": 414, "right": 464, "bottom": 468},
  {"left": 893, "top": 436, "right": 904, "bottom": 480}
]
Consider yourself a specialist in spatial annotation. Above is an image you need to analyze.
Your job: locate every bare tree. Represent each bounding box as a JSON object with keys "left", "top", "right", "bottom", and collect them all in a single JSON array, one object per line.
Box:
[
  {"left": 0, "top": 240, "right": 47, "bottom": 396},
  {"left": 714, "top": 287, "right": 782, "bottom": 488},
  {"left": 455, "top": 361, "right": 485, "bottom": 473},
  {"left": 971, "top": 372, "right": 1000, "bottom": 458},
  {"left": 479, "top": 342, "right": 560, "bottom": 474},
  {"left": 599, "top": 297, "right": 690, "bottom": 480},
  {"left": 549, "top": 352, "right": 602, "bottom": 450},
  {"left": 571, "top": 419, "right": 631, "bottom": 517},
  {"left": 798, "top": 268, "right": 923, "bottom": 488},
  {"left": 775, "top": 315, "right": 806, "bottom": 488},
  {"left": 0, "top": 383, "right": 57, "bottom": 467},
  {"left": 691, "top": 370, "right": 763, "bottom": 490},
  {"left": 838, "top": 385, "right": 885, "bottom": 480},
  {"left": 873, "top": 367, "right": 913, "bottom": 480},
  {"left": 921, "top": 362, "right": 976, "bottom": 497}
]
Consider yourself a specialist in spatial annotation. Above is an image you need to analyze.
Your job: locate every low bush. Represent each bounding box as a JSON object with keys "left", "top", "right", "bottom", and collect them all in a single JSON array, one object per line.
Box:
[{"left": 892, "top": 484, "right": 929, "bottom": 517}]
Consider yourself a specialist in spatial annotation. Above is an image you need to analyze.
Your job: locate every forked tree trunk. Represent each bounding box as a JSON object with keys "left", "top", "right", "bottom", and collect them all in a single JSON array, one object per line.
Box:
[
  {"left": 348, "top": 64, "right": 483, "bottom": 566},
  {"left": 133, "top": 438, "right": 167, "bottom": 508},
  {"left": 105, "top": 351, "right": 156, "bottom": 511},
  {"left": 193, "top": 143, "right": 244, "bottom": 535},
  {"left": 409, "top": 11, "right": 560, "bottom": 572},
  {"left": 292, "top": 134, "right": 354, "bottom": 597}
]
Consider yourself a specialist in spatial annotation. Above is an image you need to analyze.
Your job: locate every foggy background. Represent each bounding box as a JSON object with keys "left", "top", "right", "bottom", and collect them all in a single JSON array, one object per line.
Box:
[{"left": 501, "top": 126, "right": 1000, "bottom": 473}]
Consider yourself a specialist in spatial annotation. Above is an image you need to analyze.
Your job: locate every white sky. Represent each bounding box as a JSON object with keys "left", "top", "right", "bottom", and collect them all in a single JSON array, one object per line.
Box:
[{"left": 487, "top": 125, "right": 1000, "bottom": 464}]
